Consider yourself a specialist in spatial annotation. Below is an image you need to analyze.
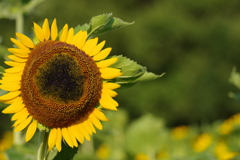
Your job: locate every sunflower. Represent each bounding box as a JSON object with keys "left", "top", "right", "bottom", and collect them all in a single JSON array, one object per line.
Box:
[{"left": 0, "top": 19, "right": 122, "bottom": 151}]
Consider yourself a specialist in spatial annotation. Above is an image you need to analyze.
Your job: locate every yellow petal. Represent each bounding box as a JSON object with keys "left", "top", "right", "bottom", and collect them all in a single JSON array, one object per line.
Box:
[
  {"left": 11, "top": 108, "right": 28, "bottom": 121},
  {"left": 0, "top": 83, "right": 20, "bottom": 91},
  {"left": 93, "top": 108, "right": 109, "bottom": 121},
  {"left": 66, "top": 28, "right": 74, "bottom": 43},
  {"left": 10, "top": 38, "right": 30, "bottom": 53},
  {"left": 2, "top": 75, "right": 21, "bottom": 82},
  {"left": 89, "top": 113, "right": 103, "bottom": 130},
  {"left": 0, "top": 91, "right": 20, "bottom": 101},
  {"left": 25, "top": 120, "right": 37, "bottom": 142},
  {"left": 59, "top": 24, "right": 68, "bottom": 42},
  {"left": 101, "top": 93, "right": 118, "bottom": 106},
  {"left": 102, "top": 88, "right": 118, "bottom": 97},
  {"left": 99, "top": 93, "right": 119, "bottom": 110},
  {"left": 103, "top": 83, "right": 121, "bottom": 90},
  {"left": 48, "top": 128, "right": 57, "bottom": 151},
  {"left": 16, "top": 33, "right": 34, "bottom": 48},
  {"left": 71, "top": 31, "right": 87, "bottom": 49},
  {"left": 62, "top": 127, "right": 73, "bottom": 148},
  {"left": 56, "top": 128, "right": 62, "bottom": 152},
  {"left": 2, "top": 97, "right": 19, "bottom": 104},
  {"left": 8, "top": 55, "right": 27, "bottom": 62},
  {"left": 87, "top": 119, "right": 96, "bottom": 133},
  {"left": 51, "top": 19, "right": 58, "bottom": 40},
  {"left": 77, "top": 123, "right": 91, "bottom": 141},
  {"left": 14, "top": 116, "right": 32, "bottom": 132},
  {"left": 2, "top": 97, "right": 24, "bottom": 113},
  {"left": 4, "top": 61, "right": 25, "bottom": 67},
  {"left": 42, "top": 19, "right": 50, "bottom": 40},
  {"left": 72, "top": 125, "right": 84, "bottom": 144},
  {"left": 8, "top": 48, "right": 29, "bottom": 58},
  {"left": 5, "top": 67, "right": 23, "bottom": 74},
  {"left": 3, "top": 72, "right": 22, "bottom": 77},
  {"left": 0, "top": 79, "right": 20, "bottom": 84},
  {"left": 93, "top": 48, "right": 112, "bottom": 61},
  {"left": 34, "top": 22, "right": 44, "bottom": 42},
  {"left": 100, "top": 68, "right": 122, "bottom": 79},
  {"left": 99, "top": 98, "right": 117, "bottom": 111},
  {"left": 70, "top": 30, "right": 83, "bottom": 45},
  {"left": 12, "top": 112, "right": 29, "bottom": 127},
  {"left": 89, "top": 40, "right": 106, "bottom": 56},
  {"left": 67, "top": 126, "right": 78, "bottom": 147},
  {"left": 82, "top": 38, "right": 98, "bottom": 55},
  {"left": 82, "top": 120, "right": 93, "bottom": 136},
  {"left": 97, "top": 58, "right": 118, "bottom": 68}
]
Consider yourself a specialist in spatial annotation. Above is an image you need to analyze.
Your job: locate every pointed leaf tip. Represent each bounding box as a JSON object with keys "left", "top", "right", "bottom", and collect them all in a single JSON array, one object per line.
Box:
[
  {"left": 87, "top": 13, "right": 134, "bottom": 39},
  {"left": 110, "top": 55, "right": 163, "bottom": 88}
]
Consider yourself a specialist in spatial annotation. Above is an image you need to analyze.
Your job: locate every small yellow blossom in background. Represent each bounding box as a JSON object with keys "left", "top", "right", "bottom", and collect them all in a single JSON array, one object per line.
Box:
[
  {"left": 219, "top": 119, "right": 233, "bottom": 135},
  {"left": 134, "top": 153, "right": 149, "bottom": 160},
  {"left": 171, "top": 125, "right": 188, "bottom": 140},
  {"left": 96, "top": 143, "right": 111, "bottom": 160},
  {"left": 0, "top": 131, "right": 13, "bottom": 160},
  {"left": 193, "top": 133, "right": 212, "bottom": 152},
  {"left": 231, "top": 113, "right": 240, "bottom": 125},
  {"left": 157, "top": 150, "right": 169, "bottom": 159},
  {"left": 214, "top": 141, "right": 237, "bottom": 160},
  {"left": 0, "top": 152, "right": 8, "bottom": 160}
]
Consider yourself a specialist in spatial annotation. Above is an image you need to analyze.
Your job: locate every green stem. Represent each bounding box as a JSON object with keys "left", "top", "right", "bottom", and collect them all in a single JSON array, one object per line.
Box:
[
  {"left": 16, "top": 0, "right": 24, "bottom": 33},
  {"left": 16, "top": 10, "right": 24, "bottom": 33},
  {"left": 37, "top": 131, "right": 49, "bottom": 160}
]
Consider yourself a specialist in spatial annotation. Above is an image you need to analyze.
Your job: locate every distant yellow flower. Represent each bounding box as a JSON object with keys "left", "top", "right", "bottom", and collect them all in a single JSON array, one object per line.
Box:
[
  {"left": 157, "top": 150, "right": 169, "bottom": 159},
  {"left": 0, "top": 131, "right": 13, "bottom": 160},
  {"left": 96, "top": 143, "right": 110, "bottom": 160},
  {"left": 214, "top": 141, "right": 237, "bottom": 160},
  {"left": 231, "top": 113, "right": 240, "bottom": 125},
  {"left": 134, "top": 153, "right": 149, "bottom": 160},
  {"left": 171, "top": 125, "right": 188, "bottom": 140},
  {"left": 219, "top": 119, "right": 233, "bottom": 135},
  {"left": 193, "top": 133, "right": 212, "bottom": 152},
  {"left": 0, "top": 19, "right": 122, "bottom": 151}
]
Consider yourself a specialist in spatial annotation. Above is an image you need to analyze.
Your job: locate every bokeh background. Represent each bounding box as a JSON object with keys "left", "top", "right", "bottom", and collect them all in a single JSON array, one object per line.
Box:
[{"left": 1, "top": 0, "right": 240, "bottom": 159}]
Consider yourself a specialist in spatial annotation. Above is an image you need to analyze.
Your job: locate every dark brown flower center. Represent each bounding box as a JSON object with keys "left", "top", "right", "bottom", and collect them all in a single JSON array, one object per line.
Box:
[{"left": 21, "top": 40, "right": 102, "bottom": 128}]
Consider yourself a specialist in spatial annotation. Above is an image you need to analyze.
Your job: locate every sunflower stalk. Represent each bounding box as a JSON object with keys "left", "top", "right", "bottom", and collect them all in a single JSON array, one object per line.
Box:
[
  {"left": 15, "top": 9, "right": 24, "bottom": 34},
  {"left": 37, "top": 131, "right": 49, "bottom": 160}
]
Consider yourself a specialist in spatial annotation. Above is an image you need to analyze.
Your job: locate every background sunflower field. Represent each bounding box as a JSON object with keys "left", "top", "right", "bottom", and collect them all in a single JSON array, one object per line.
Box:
[{"left": 1, "top": 0, "right": 240, "bottom": 159}]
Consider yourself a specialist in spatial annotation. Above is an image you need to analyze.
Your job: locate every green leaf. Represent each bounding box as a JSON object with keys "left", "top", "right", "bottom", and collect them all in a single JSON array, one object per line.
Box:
[
  {"left": 74, "top": 24, "right": 90, "bottom": 34},
  {"left": 52, "top": 142, "right": 78, "bottom": 160},
  {"left": 87, "top": 13, "right": 134, "bottom": 39},
  {"left": 125, "top": 114, "right": 166, "bottom": 155},
  {"left": 0, "top": 44, "right": 9, "bottom": 57},
  {"left": 0, "top": 66, "right": 5, "bottom": 75},
  {"left": 110, "top": 55, "right": 163, "bottom": 88},
  {"left": 228, "top": 92, "right": 240, "bottom": 103},
  {"left": 229, "top": 67, "right": 240, "bottom": 89}
]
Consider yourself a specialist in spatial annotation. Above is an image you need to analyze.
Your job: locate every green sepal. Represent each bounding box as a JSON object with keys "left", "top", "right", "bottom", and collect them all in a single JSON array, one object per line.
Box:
[
  {"left": 74, "top": 24, "right": 90, "bottom": 34},
  {"left": 229, "top": 67, "right": 240, "bottom": 102},
  {"left": 0, "top": 66, "right": 5, "bottom": 80},
  {"left": 50, "top": 142, "right": 79, "bottom": 160},
  {"left": 110, "top": 55, "right": 164, "bottom": 88},
  {"left": 87, "top": 13, "right": 134, "bottom": 39},
  {"left": 0, "top": 66, "right": 5, "bottom": 75},
  {"left": 229, "top": 67, "right": 240, "bottom": 89},
  {"left": 37, "top": 123, "right": 49, "bottom": 132}
]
